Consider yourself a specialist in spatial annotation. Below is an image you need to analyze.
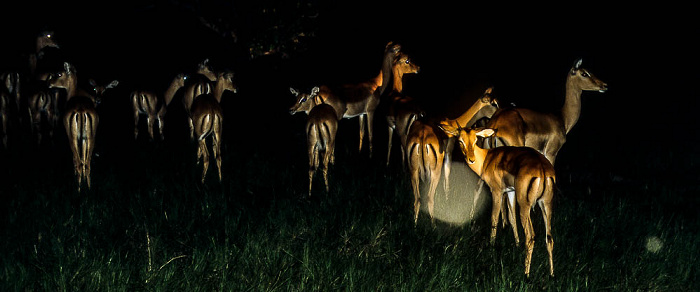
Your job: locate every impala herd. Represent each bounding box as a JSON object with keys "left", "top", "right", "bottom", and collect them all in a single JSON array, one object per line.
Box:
[{"left": 1, "top": 31, "right": 609, "bottom": 278}]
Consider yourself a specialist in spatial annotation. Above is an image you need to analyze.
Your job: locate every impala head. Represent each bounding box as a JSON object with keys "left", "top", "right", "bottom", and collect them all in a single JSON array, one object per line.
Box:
[
  {"left": 289, "top": 86, "right": 321, "bottom": 115},
  {"left": 477, "top": 87, "right": 500, "bottom": 117},
  {"left": 89, "top": 79, "right": 119, "bottom": 102},
  {"left": 393, "top": 51, "right": 420, "bottom": 76},
  {"left": 47, "top": 62, "right": 77, "bottom": 91},
  {"left": 197, "top": 58, "right": 217, "bottom": 82},
  {"left": 569, "top": 59, "right": 608, "bottom": 93},
  {"left": 439, "top": 125, "right": 495, "bottom": 165},
  {"left": 36, "top": 30, "right": 59, "bottom": 52},
  {"left": 216, "top": 71, "right": 238, "bottom": 94}
]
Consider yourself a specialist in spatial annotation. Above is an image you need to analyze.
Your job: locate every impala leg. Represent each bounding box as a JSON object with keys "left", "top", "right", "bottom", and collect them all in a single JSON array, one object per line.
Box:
[
  {"left": 212, "top": 120, "right": 222, "bottom": 182},
  {"left": 146, "top": 115, "right": 155, "bottom": 141},
  {"left": 157, "top": 115, "right": 165, "bottom": 140},
  {"left": 506, "top": 190, "right": 520, "bottom": 245},
  {"left": 471, "top": 179, "right": 485, "bottom": 220},
  {"left": 1, "top": 113, "right": 6, "bottom": 148},
  {"left": 386, "top": 126, "right": 394, "bottom": 166},
  {"left": 520, "top": 204, "right": 535, "bottom": 277},
  {"left": 410, "top": 169, "right": 420, "bottom": 225},
  {"left": 199, "top": 140, "right": 209, "bottom": 183},
  {"left": 443, "top": 137, "right": 455, "bottom": 195},
  {"left": 366, "top": 111, "right": 374, "bottom": 157},
  {"left": 188, "top": 117, "right": 195, "bottom": 140},
  {"left": 322, "top": 148, "right": 331, "bottom": 192},
  {"left": 427, "top": 166, "right": 441, "bottom": 227},
  {"left": 539, "top": 197, "right": 554, "bottom": 277},
  {"left": 85, "top": 135, "right": 96, "bottom": 190},
  {"left": 358, "top": 114, "right": 365, "bottom": 153},
  {"left": 489, "top": 187, "right": 503, "bottom": 245}
]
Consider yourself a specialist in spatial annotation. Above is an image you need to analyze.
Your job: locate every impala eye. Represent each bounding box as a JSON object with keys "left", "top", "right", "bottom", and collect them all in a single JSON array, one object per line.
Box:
[
  {"left": 405, "top": 59, "right": 410, "bottom": 64},
  {"left": 581, "top": 71, "right": 589, "bottom": 78}
]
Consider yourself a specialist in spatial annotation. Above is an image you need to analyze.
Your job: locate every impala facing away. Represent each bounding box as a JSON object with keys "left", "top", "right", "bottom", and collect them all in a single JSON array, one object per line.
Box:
[
  {"left": 290, "top": 86, "right": 338, "bottom": 196},
  {"left": 27, "top": 85, "right": 60, "bottom": 145},
  {"left": 406, "top": 119, "right": 444, "bottom": 225},
  {"left": 190, "top": 71, "right": 237, "bottom": 183},
  {"left": 130, "top": 74, "right": 186, "bottom": 140},
  {"left": 439, "top": 125, "right": 555, "bottom": 278},
  {"left": 47, "top": 62, "right": 99, "bottom": 191},
  {"left": 486, "top": 59, "right": 607, "bottom": 165},
  {"left": 315, "top": 42, "right": 404, "bottom": 156}
]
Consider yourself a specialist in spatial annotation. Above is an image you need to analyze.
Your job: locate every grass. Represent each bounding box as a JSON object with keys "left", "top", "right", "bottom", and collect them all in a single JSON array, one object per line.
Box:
[{"left": 1, "top": 106, "right": 698, "bottom": 291}]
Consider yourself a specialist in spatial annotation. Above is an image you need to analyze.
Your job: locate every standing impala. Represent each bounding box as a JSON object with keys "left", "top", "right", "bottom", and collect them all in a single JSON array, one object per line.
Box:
[
  {"left": 315, "top": 42, "right": 403, "bottom": 157},
  {"left": 290, "top": 86, "right": 338, "bottom": 196},
  {"left": 130, "top": 74, "right": 186, "bottom": 140},
  {"left": 190, "top": 71, "right": 237, "bottom": 183},
  {"left": 27, "top": 85, "right": 60, "bottom": 145},
  {"left": 487, "top": 59, "right": 607, "bottom": 165},
  {"left": 385, "top": 51, "right": 421, "bottom": 167},
  {"left": 47, "top": 62, "right": 98, "bottom": 191},
  {"left": 439, "top": 125, "right": 555, "bottom": 278}
]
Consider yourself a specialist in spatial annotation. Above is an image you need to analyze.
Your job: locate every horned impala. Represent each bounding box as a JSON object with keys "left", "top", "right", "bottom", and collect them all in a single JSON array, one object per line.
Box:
[
  {"left": 130, "top": 74, "right": 186, "bottom": 140},
  {"left": 290, "top": 86, "right": 338, "bottom": 196},
  {"left": 385, "top": 51, "right": 421, "bottom": 167},
  {"left": 439, "top": 125, "right": 555, "bottom": 277},
  {"left": 47, "top": 62, "right": 99, "bottom": 191},
  {"left": 487, "top": 59, "right": 607, "bottom": 165},
  {"left": 190, "top": 71, "right": 237, "bottom": 183},
  {"left": 314, "top": 42, "right": 404, "bottom": 157}
]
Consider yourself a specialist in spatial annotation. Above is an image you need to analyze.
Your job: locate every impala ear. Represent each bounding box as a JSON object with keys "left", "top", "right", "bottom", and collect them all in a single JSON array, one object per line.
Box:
[
  {"left": 475, "top": 128, "right": 496, "bottom": 138},
  {"left": 290, "top": 87, "right": 300, "bottom": 96},
  {"left": 106, "top": 80, "right": 119, "bottom": 88},
  {"left": 571, "top": 58, "right": 583, "bottom": 75},
  {"left": 438, "top": 120, "right": 460, "bottom": 137},
  {"left": 89, "top": 79, "right": 96, "bottom": 87},
  {"left": 63, "top": 62, "right": 73, "bottom": 74},
  {"left": 484, "top": 87, "right": 493, "bottom": 95},
  {"left": 311, "top": 86, "right": 320, "bottom": 96}
]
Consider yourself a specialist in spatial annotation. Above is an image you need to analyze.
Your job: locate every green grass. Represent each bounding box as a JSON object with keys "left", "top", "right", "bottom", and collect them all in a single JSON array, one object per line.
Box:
[{"left": 1, "top": 132, "right": 698, "bottom": 291}]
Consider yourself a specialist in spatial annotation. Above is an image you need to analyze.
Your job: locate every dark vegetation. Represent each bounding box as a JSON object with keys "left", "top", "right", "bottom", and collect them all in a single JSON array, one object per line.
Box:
[{"left": 1, "top": 1, "right": 698, "bottom": 290}]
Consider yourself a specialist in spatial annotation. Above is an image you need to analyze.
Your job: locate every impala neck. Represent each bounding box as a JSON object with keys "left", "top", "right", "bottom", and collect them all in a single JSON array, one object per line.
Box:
[
  {"left": 561, "top": 75, "right": 583, "bottom": 134},
  {"left": 467, "top": 142, "right": 489, "bottom": 177},
  {"left": 392, "top": 68, "right": 404, "bottom": 94},
  {"left": 164, "top": 79, "right": 182, "bottom": 106},
  {"left": 455, "top": 102, "right": 488, "bottom": 128},
  {"left": 213, "top": 80, "right": 227, "bottom": 103},
  {"left": 376, "top": 49, "right": 395, "bottom": 98}
]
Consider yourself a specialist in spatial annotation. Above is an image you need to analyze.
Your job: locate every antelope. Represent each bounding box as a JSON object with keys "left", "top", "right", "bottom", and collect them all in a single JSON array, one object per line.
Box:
[
  {"left": 196, "top": 58, "right": 217, "bottom": 82},
  {"left": 440, "top": 87, "right": 500, "bottom": 217},
  {"left": 47, "top": 62, "right": 99, "bottom": 192},
  {"left": 27, "top": 85, "right": 60, "bottom": 145},
  {"left": 315, "top": 42, "right": 403, "bottom": 157},
  {"left": 289, "top": 86, "right": 338, "bottom": 196},
  {"left": 385, "top": 51, "right": 421, "bottom": 167},
  {"left": 486, "top": 59, "right": 607, "bottom": 165},
  {"left": 0, "top": 89, "right": 7, "bottom": 147},
  {"left": 439, "top": 125, "right": 555, "bottom": 277},
  {"left": 406, "top": 119, "right": 445, "bottom": 225},
  {"left": 30, "top": 30, "right": 63, "bottom": 79},
  {"left": 190, "top": 71, "right": 237, "bottom": 183},
  {"left": 130, "top": 74, "right": 186, "bottom": 140},
  {"left": 1, "top": 72, "right": 21, "bottom": 112}
]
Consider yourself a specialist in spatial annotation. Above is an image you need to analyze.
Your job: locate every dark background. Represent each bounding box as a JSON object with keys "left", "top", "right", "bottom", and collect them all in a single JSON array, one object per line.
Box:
[{"left": 1, "top": 1, "right": 698, "bottom": 176}]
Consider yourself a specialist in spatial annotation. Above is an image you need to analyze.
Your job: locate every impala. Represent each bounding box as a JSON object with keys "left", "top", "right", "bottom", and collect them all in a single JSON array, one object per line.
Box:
[
  {"left": 290, "top": 86, "right": 338, "bottom": 196},
  {"left": 196, "top": 58, "right": 217, "bottom": 82},
  {"left": 385, "top": 51, "right": 421, "bottom": 167},
  {"left": 439, "top": 87, "right": 500, "bottom": 216},
  {"left": 130, "top": 74, "right": 186, "bottom": 140},
  {"left": 406, "top": 119, "right": 445, "bottom": 225},
  {"left": 1, "top": 72, "right": 21, "bottom": 112},
  {"left": 486, "top": 59, "right": 607, "bottom": 165},
  {"left": 190, "top": 71, "right": 237, "bottom": 183},
  {"left": 0, "top": 89, "right": 7, "bottom": 147},
  {"left": 314, "top": 42, "right": 403, "bottom": 156},
  {"left": 27, "top": 85, "right": 60, "bottom": 145},
  {"left": 47, "top": 62, "right": 99, "bottom": 191},
  {"left": 440, "top": 125, "right": 555, "bottom": 277}
]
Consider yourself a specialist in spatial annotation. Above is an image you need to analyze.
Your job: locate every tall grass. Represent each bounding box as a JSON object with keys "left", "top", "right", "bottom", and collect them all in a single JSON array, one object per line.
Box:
[{"left": 1, "top": 121, "right": 698, "bottom": 291}]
